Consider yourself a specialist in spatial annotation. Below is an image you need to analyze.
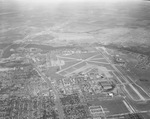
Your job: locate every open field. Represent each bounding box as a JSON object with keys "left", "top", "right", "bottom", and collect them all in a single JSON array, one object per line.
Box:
[
  {"left": 25, "top": 44, "right": 75, "bottom": 52},
  {"left": 64, "top": 67, "right": 76, "bottom": 73},
  {"left": 46, "top": 66, "right": 63, "bottom": 79},
  {"left": 136, "top": 80, "right": 150, "bottom": 94},
  {"left": 88, "top": 98, "right": 130, "bottom": 116},
  {"left": 125, "top": 84, "right": 141, "bottom": 101},
  {"left": 57, "top": 57, "right": 78, "bottom": 62},
  {"left": 124, "top": 60, "right": 150, "bottom": 94},
  {"left": 140, "top": 113, "right": 150, "bottom": 119},
  {"left": 57, "top": 52, "right": 112, "bottom": 77},
  {"left": 59, "top": 71, "right": 67, "bottom": 76},
  {"left": 90, "top": 54, "right": 104, "bottom": 59},
  {"left": 1, "top": 43, "right": 21, "bottom": 58},
  {"left": 0, "top": 43, "right": 11, "bottom": 49},
  {"left": 80, "top": 52, "right": 99, "bottom": 59},
  {"left": 59, "top": 53, "right": 82, "bottom": 59},
  {"left": 87, "top": 62, "right": 114, "bottom": 71},
  {"left": 90, "top": 59, "right": 109, "bottom": 63},
  {"left": 61, "top": 61, "right": 80, "bottom": 69},
  {"left": 31, "top": 34, "right": 55, "bottom": 43},
  {"left": 132, "top": 83, "right": 150, "bottom": 100},
  {"left": 58, "top": 62, "right": 87, "bottom": 76},
  {"left": 73, "top": 62, "right": 87, "bottom": 69},
  {"left": 115, "top": 61, "right": 150, "bottom": 98},
  {"left": 129, "top": 100, "right": 150, "bottom": 112},
  {"left": 58, "top": 52, "right": 100, "bottom": 60}
]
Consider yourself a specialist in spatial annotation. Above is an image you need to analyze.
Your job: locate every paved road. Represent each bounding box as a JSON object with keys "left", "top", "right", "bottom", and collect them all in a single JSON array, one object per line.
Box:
[
  {"left": 35, "top": 66, "right": 65, "bottom": 119},
  {"left": 100, "top": 47, "right": 150, "bottom": 114}
]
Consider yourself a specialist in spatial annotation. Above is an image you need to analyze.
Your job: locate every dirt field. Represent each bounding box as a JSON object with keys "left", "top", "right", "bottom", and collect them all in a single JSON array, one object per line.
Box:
[{"left": 88, "top": 98, "right": 129, "bottom": 116}]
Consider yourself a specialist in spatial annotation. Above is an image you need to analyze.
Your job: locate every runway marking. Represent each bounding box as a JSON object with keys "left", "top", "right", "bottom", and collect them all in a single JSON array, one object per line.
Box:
[
  {"left": 123, "top": 100, "right": 134, "bottom": 113},
  {"left": 57, "top": 55, "right": 81, "bottom": 61},
  {"left": 129, "top": 84, "right": 145, "bottom": 101},
  {"left": 57, "top": 53, "right": 102, "bottom": 74},
  {"left": 112, "top": 71, "right": 124, "bottom": 84},
  {"left": 126, "top": 75, "right": 150, "bottom": 98},
  {"left": 57, "top": 61, "right": 84, "bottom": 74},
  {"left": 87, "top": 60, "right": 110, "bottom": 65},
  {"left": 90, "top": 58, "right": 106, "bottom": 60},
  {"left": 99, "top": 49, "right": 147, "bottom": 102}
]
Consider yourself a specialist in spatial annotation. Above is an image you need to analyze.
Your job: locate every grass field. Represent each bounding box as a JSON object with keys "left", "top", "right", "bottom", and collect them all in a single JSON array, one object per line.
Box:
[
  {"left": 46, "top": 66, "right": 63, "bottom": 79},
  {"left": 59, "top": 71, "right": 67, "bottom": 76},
  {"left": 0, "top": 43, "right": 11, "bottom": 49},
  {"left": 58, "top": 62, "right": 86, "bottom": 76},
  {"left": 136, "top": 80, "right": 150, "bottom": 94},
  {"left": 90, "top": 59, "right": 109, "bottom": 63},
  {"left": 80, "top": 52, "right": 99, "bottom": 59},
  {"left": 64, "top": 67, "right": 76, "bottom": 73},
  {"left": 125, "top": 61, "right": 150, "bottom": 94},
  {"left": 59, "top": 52, "right": 99, "bottom": 60},
  {"left": 25, "top": 44, "right": 74, "bottom": 52},
  {"left": 60, "top": 53, "right": 82, "bottom": 59},
  {"left": 57, "top": 57, "right": 78, "bottom": 62},
  {"left": 87, "top": 62, "right": 114, "bottom": 71},
  {"left": 73, "top": 62, "right": 87, "bottom": 69},
  {"left": 131, "top": 100, "right": 150, "bottom": 112},
  {"left": 2, "top": 43, "right": 21, "bottom": 58},
  {"left": 132, "top": 83, "right": 150, "bottom": 100},
  {"left": 90, "top": 54, "right": 104, "bottom": 59},
  {"left": 61, "top": 61, "right": 80, "bottom": 69},
  {"left": 88, "top": 98, "right": 129, "bottom": 116},
  {"left": 140, "top": 113, "right": 150, "bottom": 119}
]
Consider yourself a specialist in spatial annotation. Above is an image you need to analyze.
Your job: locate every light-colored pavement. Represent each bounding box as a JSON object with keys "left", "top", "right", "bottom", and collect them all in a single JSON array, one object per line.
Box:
[{"left": 57, "top": 53, "right": 105, "bottom": 74}]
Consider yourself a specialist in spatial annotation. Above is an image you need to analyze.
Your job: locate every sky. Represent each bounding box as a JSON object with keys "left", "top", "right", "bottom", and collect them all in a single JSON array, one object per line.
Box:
[{"left": 14, "top": 0, "right": 141, "bottom": 3}]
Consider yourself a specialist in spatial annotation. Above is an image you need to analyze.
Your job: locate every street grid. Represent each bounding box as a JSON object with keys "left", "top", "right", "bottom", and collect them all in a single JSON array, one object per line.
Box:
[{"left": 52, "top": 49, "right": 150, "bottom": 117}]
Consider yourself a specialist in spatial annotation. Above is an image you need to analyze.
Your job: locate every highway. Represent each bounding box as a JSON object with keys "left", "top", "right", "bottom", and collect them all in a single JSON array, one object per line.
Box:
[{"left": 34, "top": 65, "right": 65, "bottom": 119}]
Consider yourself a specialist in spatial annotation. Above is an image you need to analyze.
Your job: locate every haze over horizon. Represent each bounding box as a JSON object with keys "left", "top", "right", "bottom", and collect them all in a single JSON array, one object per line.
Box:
[
  {"left": 1, "top": 0, "right": 150, "bottom": 119},
  {"left": 1, "top": 0, "right": 150, "bottom": 46}
]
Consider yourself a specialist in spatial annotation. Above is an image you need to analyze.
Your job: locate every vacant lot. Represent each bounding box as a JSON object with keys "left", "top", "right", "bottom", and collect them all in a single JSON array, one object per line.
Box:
[
  {"left": 87, "top": 62, "right": 114, "bottom": 71},
  {"left": 90, "top": 54, "right": 104, "bottom": 59},
  {"left": 88, "top": 98, "right": 129, "bottom": 116},
  {"left": 132, "top": 83, "right": 150, "bottom": 100},
  {"left": 61, "top": 61, "right": 80, "bottom": 69},
  {"left": 90, "top": 59, "right": 109, "bottom": 63},
  {"left": 125, "top": 84, "right": 141, "bottom": 101}
]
